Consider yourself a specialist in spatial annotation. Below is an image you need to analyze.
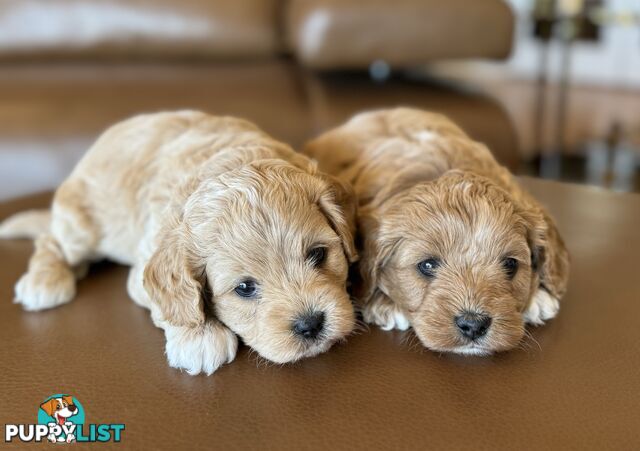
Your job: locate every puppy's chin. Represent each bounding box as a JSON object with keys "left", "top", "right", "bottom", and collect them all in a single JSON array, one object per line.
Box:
[
  {"left": 450, "top": 344, "right": 493, "bottom": 356},
  {"left": 251, "top": 336, "right": 340, "bottom": 364},
  {"left": 414, "top": 335, "right": 509, "bottom": 356},
  {"left": 412, "top": 320, "right": 526, "bottom": 356},
  {"left": 238, "top": 311, "right": 353, "bottom": 365},
  {"left": 287, "top": 339, "right": 337, "bottom": 362}
]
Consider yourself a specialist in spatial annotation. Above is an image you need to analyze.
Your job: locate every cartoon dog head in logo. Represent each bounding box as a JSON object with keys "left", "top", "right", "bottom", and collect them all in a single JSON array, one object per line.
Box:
[
  {"left": 40, "top": 396, "right": 78, "bottom": 425},
  {"left": 39, "top": 395, "right": 80, "bottom": 443}
]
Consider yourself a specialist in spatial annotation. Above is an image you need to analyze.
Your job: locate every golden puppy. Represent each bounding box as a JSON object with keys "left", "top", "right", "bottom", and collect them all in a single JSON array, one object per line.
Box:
[
  {"left": 304, "top": 108, "right": 569, "bottom": 355},
  {"left": 0, "top": 111, "right": 357, "bottom": 374}
]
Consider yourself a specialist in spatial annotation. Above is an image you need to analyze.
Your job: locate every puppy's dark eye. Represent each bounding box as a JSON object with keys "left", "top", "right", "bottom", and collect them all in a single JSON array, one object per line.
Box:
[
  {"left": 306, "top": 246, "right": 327, "bottom": 267},
  {"left": 417, "top": 258, "right": 440, "bottom": 278},
  {"left": 502, "top": 257, "right": 519, "bottom": 279},
  {"left": 234, "top": 280, "right": 258, "bottom": 298}
]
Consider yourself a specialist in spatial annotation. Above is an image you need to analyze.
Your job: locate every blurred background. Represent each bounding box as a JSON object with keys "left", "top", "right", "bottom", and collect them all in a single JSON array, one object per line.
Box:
[{"left": 0, "top": 0, "right": 638, "bottom": 201}]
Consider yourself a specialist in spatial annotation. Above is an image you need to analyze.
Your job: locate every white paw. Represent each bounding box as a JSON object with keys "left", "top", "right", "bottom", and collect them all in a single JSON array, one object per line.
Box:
[
  {"left": 14, "top": 267, "right": 75, "bottom": 311},
  {"left": 363, "top": 299, "right": 411, "bottom": 331},
  {"left": 524, "top": 288, "right": 560, "bottom": 326},
  {"left": 164, "top": 321, "right": 238, "bottom": 375},
  {"left": 66, "top": 434, "right": 76, "bottom": 443}
]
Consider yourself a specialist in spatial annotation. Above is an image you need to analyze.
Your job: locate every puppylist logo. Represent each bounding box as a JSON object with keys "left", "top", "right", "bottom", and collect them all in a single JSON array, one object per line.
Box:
[{"left": 5, "top": 394, "right": 125, "bottom": 443}]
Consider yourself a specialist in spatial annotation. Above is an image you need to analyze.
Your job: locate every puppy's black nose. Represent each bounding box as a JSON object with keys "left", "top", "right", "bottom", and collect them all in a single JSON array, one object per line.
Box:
[
  {"left": 68, "top": 405, "right": 77, "bottom": 412},
  {"left": 455, "top": 312, "right": 492, "bottom": 340},
  {"left": 292, "top": 312, "right": 325, "bottom": 340}
]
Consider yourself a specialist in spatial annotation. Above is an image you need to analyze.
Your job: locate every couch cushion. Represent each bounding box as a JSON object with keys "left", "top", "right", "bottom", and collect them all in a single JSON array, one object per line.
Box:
[
  {"left": 0, "top": 0, "right": 281, "bottom": 59},
  {"left": 286, "top": 0, "right": 514, "bottom": 69},
  {"left": 0, "top": 62, "right": 312, "bottom": 200}
]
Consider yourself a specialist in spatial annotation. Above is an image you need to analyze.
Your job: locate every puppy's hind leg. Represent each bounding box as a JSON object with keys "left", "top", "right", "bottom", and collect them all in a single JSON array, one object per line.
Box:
[
  {"left": 15, "top": 180, "right": 98, "bottom": 311},
  {"left": 15, "top": 234, "right": 78, "bottom": 311}
]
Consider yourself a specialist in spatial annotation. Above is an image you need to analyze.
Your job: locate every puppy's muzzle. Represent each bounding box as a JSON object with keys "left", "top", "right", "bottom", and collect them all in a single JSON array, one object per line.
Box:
[
  {"left": 292, "top": 311, "right": 325, "bottom": 340},
  {"left": 455, "top": 311, "right": 492, "bottom": 341}
]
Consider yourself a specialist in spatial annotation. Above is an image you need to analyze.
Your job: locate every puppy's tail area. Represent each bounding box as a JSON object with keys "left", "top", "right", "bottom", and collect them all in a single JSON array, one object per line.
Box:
[{"left": 0, "top": 209, "right": 51, "bottom": 239}]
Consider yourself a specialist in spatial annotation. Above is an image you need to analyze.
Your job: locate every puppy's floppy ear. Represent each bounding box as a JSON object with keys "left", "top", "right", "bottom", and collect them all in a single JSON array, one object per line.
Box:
[
  {"left": 522, "top": 204, "right": 570, "bottom": 299},
  {"left": 358, "top": 209, "right": 402, "bottom": 303},
  {"left": 143, "top": 214, "right": 206, "bottom": 328},
  {"left": 62, "top": 396, "right": 74, "bottom": 406},
  {"left": 40, "top": 399, "right": 57, "bottom": 416},
  {"left": 314, "top": 172, "right": 359, "bottom": 263}
]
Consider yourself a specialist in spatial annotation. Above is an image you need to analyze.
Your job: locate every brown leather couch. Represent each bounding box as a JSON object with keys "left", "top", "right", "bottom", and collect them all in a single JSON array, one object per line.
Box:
[
  {"left": 8, "top": 1, "right": 637, "bottom": 450},
  {"left": 0, "top": 0, "right": 517, "bottom": 201}
]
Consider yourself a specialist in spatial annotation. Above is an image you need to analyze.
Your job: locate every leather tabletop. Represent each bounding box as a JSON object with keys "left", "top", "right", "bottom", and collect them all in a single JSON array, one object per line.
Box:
[{"left": 0, "top": 178, "right": 638, "bottom": 450}]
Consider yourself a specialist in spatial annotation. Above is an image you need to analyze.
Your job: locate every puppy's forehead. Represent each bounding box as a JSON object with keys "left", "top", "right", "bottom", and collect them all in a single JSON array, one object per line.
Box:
[
  {"left": 208, "top": 199, "right": 340, "bottom": 290},
  {"left": 201, "top": 166, "right": 345, "bottom": 281},
  {"left": 389, "top": 192, "right": 529, "bottom": 262},
  {"left": 214, "top": 185, "right": 338, "bottom": 257},
  {"left": 221, "top": 202, "right": 333, "bottom": 246}
]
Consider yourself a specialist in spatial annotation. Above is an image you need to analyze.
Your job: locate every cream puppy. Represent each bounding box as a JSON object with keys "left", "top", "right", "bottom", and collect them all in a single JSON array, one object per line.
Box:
[
  {"left": 0, "top": 111, "right": 357, "bottom": 374},
  {"left": 304, "top": 108, "right": 569, "bottom": 355}
]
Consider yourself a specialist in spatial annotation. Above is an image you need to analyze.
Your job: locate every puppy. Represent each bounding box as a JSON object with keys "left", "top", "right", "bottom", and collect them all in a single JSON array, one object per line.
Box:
[
  {"left": 40, "top": 396, "right": 78, "bottom": 442},
  {"left": 304, "top": 108, "right": 569, "bottom": 355},
  {"left": 0, "top": 111, "right": 357, "bottom": 374}
]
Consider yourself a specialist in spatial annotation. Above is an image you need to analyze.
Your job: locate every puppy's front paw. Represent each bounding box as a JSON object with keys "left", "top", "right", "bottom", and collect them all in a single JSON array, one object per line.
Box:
[
  {"left": 164, "top": 321, "right": 238, "bottom": 375},
  {"left": 14, "top": 266, "right": 75, "bottom": 311},
  {"left": 66, "top": 434, "right": 76, "bottom": 443},
  {"left": 363, "top": 297, "right": 410, "bottom": 331},
  {"left": 524, "top": 288, "right": 560, "bottom": 326}
]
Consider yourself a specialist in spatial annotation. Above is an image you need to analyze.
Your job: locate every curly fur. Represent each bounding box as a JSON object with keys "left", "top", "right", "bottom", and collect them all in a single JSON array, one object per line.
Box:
[
  {"left": 304, "top": 107, "right": 570, "bottom": 354},
  {"left": 3, "top": 110, "right": 357, "bottom": 374}
]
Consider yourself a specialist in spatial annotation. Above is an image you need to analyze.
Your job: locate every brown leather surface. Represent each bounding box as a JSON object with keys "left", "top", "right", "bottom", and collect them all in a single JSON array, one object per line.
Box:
[
  {"left": 286, "top": 0, "right": 514, "bottom": 69},
  {"left": 0, "top": 64, "right": 517, "bottom": 200},
  {"left": 0, "top": 0, "right": 281, "bottom": 59},
  {"left": 1, "top": 180, "right": 639, "bottom": 449}
]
